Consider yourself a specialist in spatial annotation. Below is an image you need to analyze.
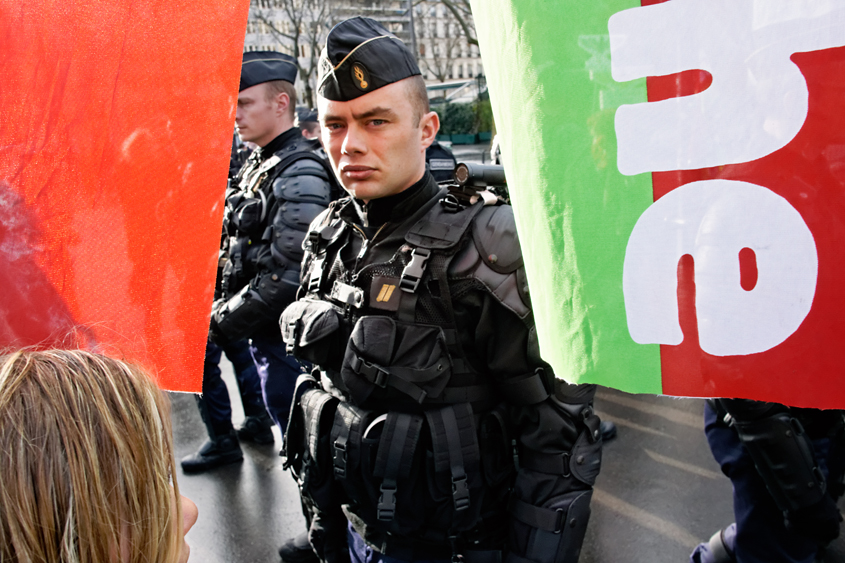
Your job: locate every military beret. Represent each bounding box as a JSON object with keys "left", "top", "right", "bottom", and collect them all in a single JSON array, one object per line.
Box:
[
  {"left": 240, "top": 51, "right": 298, "bottom": 91},
  {"left": 317, "top": 17, "right": 421, "bottom": 101}
]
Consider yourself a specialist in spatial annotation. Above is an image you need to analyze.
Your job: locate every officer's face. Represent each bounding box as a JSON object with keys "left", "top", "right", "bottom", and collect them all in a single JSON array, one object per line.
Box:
[
  {"left": 236, "top": 83, "right": 285, "bottom": 148},
  {"left": 319, "top": 80, "right": 439, "bottom": 202}
]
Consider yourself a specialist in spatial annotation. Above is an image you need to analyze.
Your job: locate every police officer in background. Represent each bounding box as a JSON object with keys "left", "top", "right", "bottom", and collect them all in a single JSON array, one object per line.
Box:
[
  {"left": 204, "top": 51, "right": 336, "bottom": 469},
  {"left": 297, "top": 107, "right": 322, "bottom": 142},
  {"left": 280, "top": 17, "right": 602, "bottom": 563},
  {"left": 690, "top": 399, "right": 844, "bottom": 563}
]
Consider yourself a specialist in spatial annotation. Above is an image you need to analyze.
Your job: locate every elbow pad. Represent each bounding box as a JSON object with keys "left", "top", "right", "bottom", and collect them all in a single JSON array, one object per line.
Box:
[{"left": 722, "top": 400, "right": 826, "bottom": 512}]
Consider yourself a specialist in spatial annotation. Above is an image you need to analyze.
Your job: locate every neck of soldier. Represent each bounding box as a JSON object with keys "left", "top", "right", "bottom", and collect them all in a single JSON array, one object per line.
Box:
[
  {"left": 255, "top": 114, "right": 295, "bottom": 150},
  {"left": 256, "top": 125, "right": 300, "bottom": 160},
  {"left": 354, "top": 173, "right": 433, "bottom": 230}
]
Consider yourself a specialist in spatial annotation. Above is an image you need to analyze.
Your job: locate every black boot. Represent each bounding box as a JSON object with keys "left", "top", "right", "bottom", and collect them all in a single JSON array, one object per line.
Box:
[
  {"left": 181, "top": 432, "right": 243, "bottom": 473},
  {"left": 237, "top": 410, "right": 275, "bottom": 444},
  {"left": 279, "top": 531, "right": 318, "bottom": 563}
]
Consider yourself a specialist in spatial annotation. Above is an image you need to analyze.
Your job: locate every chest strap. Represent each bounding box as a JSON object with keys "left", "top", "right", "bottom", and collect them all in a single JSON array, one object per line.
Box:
[{"left": 374, "top": 412, "right": 424, "bottom": 521}]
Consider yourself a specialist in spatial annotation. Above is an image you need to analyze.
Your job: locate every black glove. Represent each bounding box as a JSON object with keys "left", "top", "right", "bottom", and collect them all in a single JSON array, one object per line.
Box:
[
  {"left": 785, "top": 495, "right": 843, "bottom": 544},
  {"left": 208, "top": 299, "right": 228, "bottom": 345}
]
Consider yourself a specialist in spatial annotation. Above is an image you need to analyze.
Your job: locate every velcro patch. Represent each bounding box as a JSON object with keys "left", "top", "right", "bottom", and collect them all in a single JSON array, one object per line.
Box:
[{"left": 370, "top": 275, "right": 401, "bottom": 311}]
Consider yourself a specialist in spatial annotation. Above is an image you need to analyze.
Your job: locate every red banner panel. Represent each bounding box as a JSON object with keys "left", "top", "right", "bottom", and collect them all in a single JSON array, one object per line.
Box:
[{"left": 0, "top": 0, "right": 249, "bottom": 391}]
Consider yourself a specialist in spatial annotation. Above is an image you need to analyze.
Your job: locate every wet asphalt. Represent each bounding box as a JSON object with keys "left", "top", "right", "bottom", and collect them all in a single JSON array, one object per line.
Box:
[{"left": 170, "top": 361, "right": 845, "bottom": 563}]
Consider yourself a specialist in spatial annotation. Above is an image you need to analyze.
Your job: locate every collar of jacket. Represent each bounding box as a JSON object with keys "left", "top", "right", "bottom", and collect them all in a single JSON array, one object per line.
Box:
[
  {"left": 256, "top": 126, "right": 302, "bottom": 160},
  {"left": 345, "top": 172, "right": 440, "bottom": 229}
]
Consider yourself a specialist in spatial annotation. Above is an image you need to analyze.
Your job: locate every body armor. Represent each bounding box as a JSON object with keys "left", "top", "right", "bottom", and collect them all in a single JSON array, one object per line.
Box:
[
  {"left": 213, "top": 129, "right": 336, "bottom": 342},
  {"left": 281, "top": 175, "right": 601, "bottom": 563}
]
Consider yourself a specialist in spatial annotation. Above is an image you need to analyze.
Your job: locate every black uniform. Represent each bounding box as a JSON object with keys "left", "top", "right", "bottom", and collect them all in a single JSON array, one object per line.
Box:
[
  {"left": 282, "top": 172, "right": 601, "bottom": 563},
  {"left": 212, "top": 125, "right": 335, "bottom": 426}
]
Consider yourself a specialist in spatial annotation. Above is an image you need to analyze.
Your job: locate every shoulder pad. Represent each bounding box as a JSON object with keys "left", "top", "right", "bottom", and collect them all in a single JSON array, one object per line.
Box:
[
  {"left": 405, "top": 192, "right": 483, "bottom": 250},
  {"left": 278, "top": 157, "right": 331, "bottom": 181},
  {"left": 272, "top": 164, "right": 332, "bottom": 206},
  {"left": 471, "top": 204, "right": 524, "bottom": 274}
]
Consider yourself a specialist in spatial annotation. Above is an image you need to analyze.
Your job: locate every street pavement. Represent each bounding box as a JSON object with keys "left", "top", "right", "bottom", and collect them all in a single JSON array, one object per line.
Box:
[{"left": 171, "top": 361, "right": 845, "bottom": 563}]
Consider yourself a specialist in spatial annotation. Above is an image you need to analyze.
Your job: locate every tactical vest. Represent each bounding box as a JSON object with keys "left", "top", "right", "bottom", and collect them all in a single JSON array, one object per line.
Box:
[
  {"left": 222, "top": 139, "right": 337, "bottom": 298},
  {"left": 282, "top": 188, "right": 550, "bottom": 559}
]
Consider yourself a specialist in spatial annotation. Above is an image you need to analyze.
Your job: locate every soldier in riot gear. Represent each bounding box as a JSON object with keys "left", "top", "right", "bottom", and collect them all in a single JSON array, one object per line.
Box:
[
  {"left": 279, "top": 17, "right": 603, "bottom": 563},
  {"left": 690, "top": 399, "right": 845, "bottom": 563},
  {"left": 197, "top": 51, "right": 335, "bottom": 475}
]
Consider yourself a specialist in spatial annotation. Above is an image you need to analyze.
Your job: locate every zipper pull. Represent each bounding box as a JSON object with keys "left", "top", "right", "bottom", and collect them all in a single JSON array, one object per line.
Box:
[{"left": 357, "top": 238, "right": 369, "bottom": 260}]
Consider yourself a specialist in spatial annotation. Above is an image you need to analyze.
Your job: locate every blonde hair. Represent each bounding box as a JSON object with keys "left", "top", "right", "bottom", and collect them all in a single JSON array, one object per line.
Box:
[{"left": 0, "top": 350, "right": 182, "bottom": 563}]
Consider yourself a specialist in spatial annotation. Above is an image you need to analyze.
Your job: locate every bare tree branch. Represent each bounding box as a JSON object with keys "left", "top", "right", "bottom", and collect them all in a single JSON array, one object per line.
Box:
[{"left": 440, "top": 0, "right": 476, "bottom": 45}]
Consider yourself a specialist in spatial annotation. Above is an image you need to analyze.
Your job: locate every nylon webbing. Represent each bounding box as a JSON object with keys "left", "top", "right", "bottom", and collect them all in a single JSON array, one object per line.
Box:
[
  {"left": 508, "top": 497, "right": 564, "bottom": 533},
  {"left": 441, "top": 406, "right": 471, "bottom": 512},
  {"left": 375, "top": 413, "right": 424, "bottom": 521},
  {"left": 496, "top": 370, "right": 549, "bottom": 405},
  {"left": 351, "top": 355, "right": 437, "bottom": 403},
  {"left": 519, "top": 450, "right": 571, "bottom": 477}
]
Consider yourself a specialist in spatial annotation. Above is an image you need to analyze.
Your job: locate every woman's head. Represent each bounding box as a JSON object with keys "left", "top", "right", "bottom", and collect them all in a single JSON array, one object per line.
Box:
[{"left": 0, "top": 349, "right": 196, "bottom": 563}]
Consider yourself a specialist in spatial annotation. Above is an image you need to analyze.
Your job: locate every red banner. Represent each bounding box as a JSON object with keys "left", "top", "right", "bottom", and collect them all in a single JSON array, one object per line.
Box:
[{"left": 0, "top": 0, "right": 249, "bottom": 391}]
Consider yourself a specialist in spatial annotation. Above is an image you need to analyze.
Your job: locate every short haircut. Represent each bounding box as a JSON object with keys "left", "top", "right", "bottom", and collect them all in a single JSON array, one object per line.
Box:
[
  {"left": 264, "top": 79, "right": 297, "bottom": 120},
  {"left": 301, "top": 121, "right": 321, "bottom": 137},
  {"left": 0, "top": 350, "right": 182, "bottom": 563},
  {"left": 405, "top": 75, "right": 430, "bottom": 127}
]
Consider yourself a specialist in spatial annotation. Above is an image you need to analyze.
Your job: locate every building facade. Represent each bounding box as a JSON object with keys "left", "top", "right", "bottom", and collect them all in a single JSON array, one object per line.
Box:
[{"left": 241, "top": 0, "right": 482, "bottom": 106}]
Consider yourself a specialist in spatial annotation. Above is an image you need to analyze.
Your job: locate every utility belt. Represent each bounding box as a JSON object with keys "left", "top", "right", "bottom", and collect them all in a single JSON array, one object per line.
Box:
[{"left": 285, "top": 369, "right": 516, "bottom": 540}]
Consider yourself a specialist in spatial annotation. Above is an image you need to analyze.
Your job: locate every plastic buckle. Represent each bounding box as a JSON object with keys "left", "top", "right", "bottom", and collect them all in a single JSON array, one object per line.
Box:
[
  {"left": 372, "top": 364, "right": 389, "bottom": 388},
  {"left": 333, "top": 440, "right": 347, "bottom": 478},
  {"left": 452, "top": 474, "right": 470, "bottom": 511},
  {"left": 378, "top": 482, "right": 397, "bottom": 521},
  {"left": 284, "top": 320, "right": 299, "bottom": 355},
  {"left": 561, "top": 452, "right": 571, "bottom": 478},
  {"left": 553, "top": 508, "right": 566, "bottom": 534},
  {"left": 400, "top": 248, "right": 431, "bottom": 293},
  {"left": 308, "top": 256, "right": 325, "bottom": 293}
]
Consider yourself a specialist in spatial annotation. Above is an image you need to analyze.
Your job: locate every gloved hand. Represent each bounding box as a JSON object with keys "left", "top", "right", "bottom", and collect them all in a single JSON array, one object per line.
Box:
[
  {"left": 208, "top": 299, "right": 228, "bottom": 345},
  {"left": 785, "top": 495, "right": 843, "bottom": 544}
]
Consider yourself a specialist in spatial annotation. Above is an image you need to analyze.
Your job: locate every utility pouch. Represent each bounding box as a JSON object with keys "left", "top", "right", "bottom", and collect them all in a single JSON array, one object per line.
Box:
[
  {"left": 233, "top": 195, "right": 265, "bottom": 236},
  {"left": 507, "top": 489, "right": 593, "bottom": 563},
  {"left": 341, "top": 316, "right": 453, "bottom": 408},
  {"left": 214, "top": 285, "right": 276, "bottom": 341},
  {"left": 480, "top": 404, "right": 517, "bottom": 490},
  {"left": 331, "top": 404, "right": 427, "bottom": 537},
  {"left": 284, "top": 374, "right": 341, "bottom": 508},
  {"left": 281, "top": 299, "right": 345, "bottom": 370}
]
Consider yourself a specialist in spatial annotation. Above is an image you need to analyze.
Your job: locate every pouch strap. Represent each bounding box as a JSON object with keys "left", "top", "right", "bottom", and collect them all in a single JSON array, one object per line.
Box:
[
  {"left": 426, "top": 404, "right": 479, "bottom": 514},
  {"left": 332, "top": 403, "right": 367, "bottom": 480},
  {"left": 519, "top": 450, "right": 571, "bottom": 478},
  {"left": 442, "top": 406, "right": 471, "bottom": 512},
  {"left": 495, "top": 368, "right": 550, "bottom": 405},
  {"left": 374, "top": 412, "right": 424, "bottom": 521},
  {"left": 349, "top": 354, "right": 445, "bottom": 404},
  {"left": 508, "top": 497, "right": 565, "bottom": 533}
]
